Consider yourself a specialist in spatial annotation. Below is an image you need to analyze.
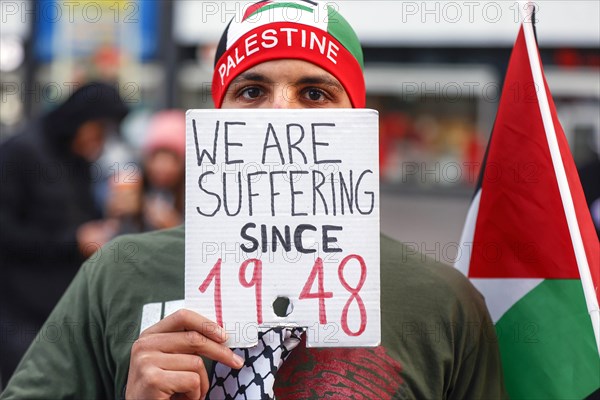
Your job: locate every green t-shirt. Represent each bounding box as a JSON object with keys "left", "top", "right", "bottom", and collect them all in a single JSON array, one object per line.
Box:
[{"left": 1, "top": 226, "right": 507, "bottom": 399}]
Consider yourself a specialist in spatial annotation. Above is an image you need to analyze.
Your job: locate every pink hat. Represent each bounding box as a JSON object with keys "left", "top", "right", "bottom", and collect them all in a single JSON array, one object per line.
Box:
[{"left": 143, "top": 110, "right": 186, "bottom": 158}]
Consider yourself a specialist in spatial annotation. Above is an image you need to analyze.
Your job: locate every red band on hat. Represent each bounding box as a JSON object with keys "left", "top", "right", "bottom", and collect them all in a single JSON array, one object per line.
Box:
[{"left": 212, "top": 22, "right": 365, "bottom": 108}]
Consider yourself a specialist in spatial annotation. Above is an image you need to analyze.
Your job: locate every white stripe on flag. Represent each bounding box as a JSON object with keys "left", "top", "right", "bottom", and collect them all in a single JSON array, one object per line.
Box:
[
  {"left": 470, "top": 278, "right": 543, "bottom": 323},
  {"left": 520, "top": 1, "right": 600, "bottom": 355},
  {"left": 455, "top": 189, "right": 481, "bottom": 276}
]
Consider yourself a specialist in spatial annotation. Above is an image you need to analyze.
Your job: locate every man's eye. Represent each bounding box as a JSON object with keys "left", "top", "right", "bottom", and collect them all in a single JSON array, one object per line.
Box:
[
  {"left": 305, "top": 88, "right": 326, "bottom": 102},
  {"left": 241, "top": 87, "right": 262, "bottom": 99}
]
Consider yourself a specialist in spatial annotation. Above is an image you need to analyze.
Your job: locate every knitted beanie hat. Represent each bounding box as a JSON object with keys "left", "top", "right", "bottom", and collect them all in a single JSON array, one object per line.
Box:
[
  {"left": 212, "top": 0, "right": 365, "bottom": 108},
  {"left": 143, "top": 110, "right": 186, "bottom": 158}
]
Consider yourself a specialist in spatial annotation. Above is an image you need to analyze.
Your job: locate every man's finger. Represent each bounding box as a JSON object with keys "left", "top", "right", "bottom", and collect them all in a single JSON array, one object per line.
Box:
[
  {"left": 148, "top": 353, "right": 207, "bottom": 375},
  {"left": 161, "top": 370, "right": 203, "bottom": 400},
  {"left": 134, "top": 331, "right": 244, "bottom": 369},
  {"left": 142, "top": 309, "right": 227, "bottom": 343},
  {"left": 152, "top": 355, "right": 210, "bottom": 400}
]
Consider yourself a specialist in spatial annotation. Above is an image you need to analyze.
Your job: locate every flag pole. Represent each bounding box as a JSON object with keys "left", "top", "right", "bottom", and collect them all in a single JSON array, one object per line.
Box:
[{"left": 519, "top": 0, "right": 600, "bottom": 356}]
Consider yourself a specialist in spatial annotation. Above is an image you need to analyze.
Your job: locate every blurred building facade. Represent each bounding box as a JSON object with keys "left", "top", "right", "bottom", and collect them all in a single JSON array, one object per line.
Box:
[{"left": 1, "top": 0, "right": 599, "bottom": 195}]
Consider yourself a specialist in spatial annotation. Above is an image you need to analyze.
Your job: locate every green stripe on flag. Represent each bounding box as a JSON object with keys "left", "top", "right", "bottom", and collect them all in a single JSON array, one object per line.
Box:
[
  {"left": 496, "top": 279, "right": 600, "bottom": 399},
  {"left": 326, "top": 5, "right": 364, "bottom": 69},
  {"left": 246, "top": 3, "right": 313, "bottom": 20}
]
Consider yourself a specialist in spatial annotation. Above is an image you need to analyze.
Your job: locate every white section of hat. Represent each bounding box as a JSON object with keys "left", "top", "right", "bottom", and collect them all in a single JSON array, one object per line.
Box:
[{"left": 226, "top": 1, "right": 329, "bottom": 49}]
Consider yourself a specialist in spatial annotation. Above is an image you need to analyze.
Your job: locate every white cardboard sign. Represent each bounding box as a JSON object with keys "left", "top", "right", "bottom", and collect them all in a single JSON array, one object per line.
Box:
[{"left": 185, "top": 109, "right": 380, "bottom": 348}]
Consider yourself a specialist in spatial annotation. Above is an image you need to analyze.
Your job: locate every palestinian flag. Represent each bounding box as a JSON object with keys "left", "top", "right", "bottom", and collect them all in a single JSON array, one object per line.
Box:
[{"left": 455, "top": 18, "right": 600, "bottom": 400}]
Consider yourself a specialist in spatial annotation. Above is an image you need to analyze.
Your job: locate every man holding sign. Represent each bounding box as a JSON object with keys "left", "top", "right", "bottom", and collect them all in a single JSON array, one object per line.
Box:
[{"left": 1, "top": 1, "right": 506, "bottom": 399}]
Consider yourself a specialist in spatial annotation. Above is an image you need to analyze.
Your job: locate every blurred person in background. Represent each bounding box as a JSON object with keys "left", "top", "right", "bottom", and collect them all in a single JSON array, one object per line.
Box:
[
  {"left": 578, "top": 129, "right": 600, "bottom": 239},
  {"left": 141, "top": 109, "right": 186, "bottom": 230},
  {"left": 104, "top": 109, "right": 185, "bottom": 234},
  {"left": 0, "top": 82, "right": 128, "bottom": 386},
  {"left": 104, "top": 166, "right": 145, "bottom": 234}
]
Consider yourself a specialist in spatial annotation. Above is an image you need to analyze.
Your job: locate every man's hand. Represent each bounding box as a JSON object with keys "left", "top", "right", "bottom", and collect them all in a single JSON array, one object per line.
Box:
[{"left": 125, "top": 309, "right": 244, "bottom": 400}]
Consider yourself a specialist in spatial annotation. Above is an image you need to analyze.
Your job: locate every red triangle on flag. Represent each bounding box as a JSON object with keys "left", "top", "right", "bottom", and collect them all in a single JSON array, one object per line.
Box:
[
  {"left": 468, "top": 27, "right": 599, "bottom": 285},
  {"left": 243, "top": 1, "right": 274, "bottom": 21}
]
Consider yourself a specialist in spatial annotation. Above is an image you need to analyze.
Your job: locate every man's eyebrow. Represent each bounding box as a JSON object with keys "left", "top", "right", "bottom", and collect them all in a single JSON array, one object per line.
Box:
[
  {"left": 228, "top": 73, "right": 345, "bottom": 91},
  {"left": 295, "top": 75, "right": 344, "bottom": 90},
  {"left": 230, "top": 72, "right": 273, "bottom": 85}
]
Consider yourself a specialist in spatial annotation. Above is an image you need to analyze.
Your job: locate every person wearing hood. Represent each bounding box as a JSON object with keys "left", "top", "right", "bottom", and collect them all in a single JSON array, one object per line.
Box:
[{"left": 0, "top": 82, "right": 129, "bottom": 386}]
